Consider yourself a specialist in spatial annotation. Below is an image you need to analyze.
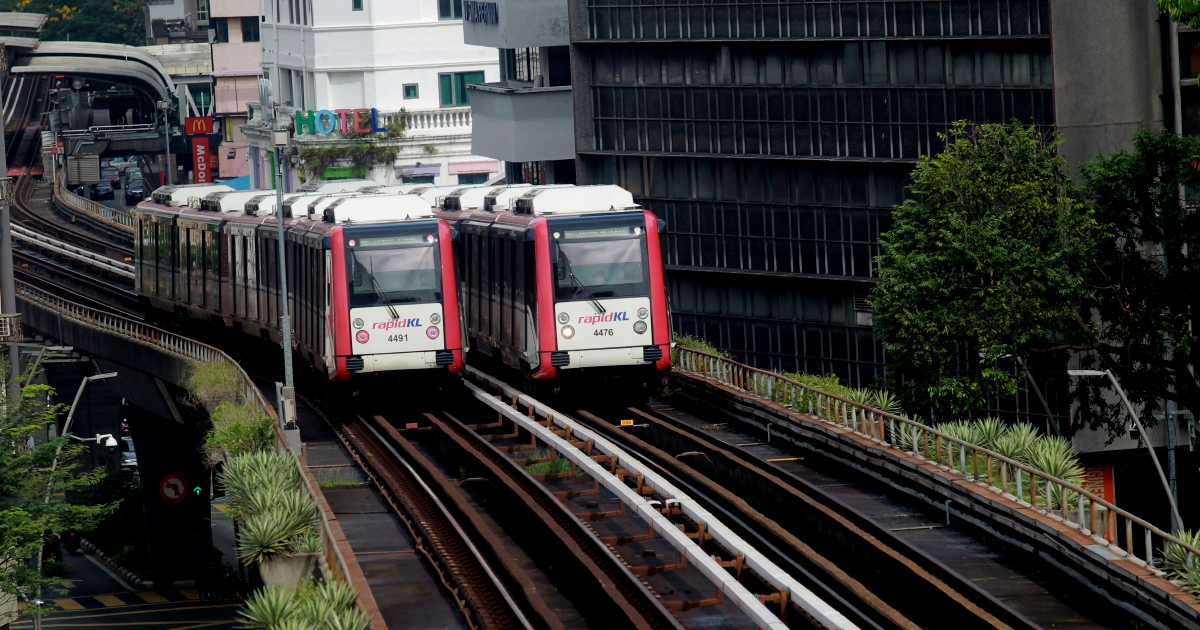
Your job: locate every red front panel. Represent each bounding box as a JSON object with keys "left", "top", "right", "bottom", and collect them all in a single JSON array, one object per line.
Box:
[
  {"left": 328, "top": 225, "right": 352, "bottom": 382},
  {"left": 531, "top": 217, "right": 558, "bottom": 381},
  {"left": 645, "top": 211, "right": 671, "bottom": 371},
  {"left": 438, "top": 220, "right": 464, "bottom": 373}
]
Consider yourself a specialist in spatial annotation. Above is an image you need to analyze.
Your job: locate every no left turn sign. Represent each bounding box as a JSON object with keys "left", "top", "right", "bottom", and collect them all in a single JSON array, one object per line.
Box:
[{"left": 159, "top": 473, "right": 188, "bottom": 504}]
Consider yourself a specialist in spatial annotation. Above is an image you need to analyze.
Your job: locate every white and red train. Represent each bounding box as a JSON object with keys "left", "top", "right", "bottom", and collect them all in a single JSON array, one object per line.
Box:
[{"left": 131, "top": 181, "right": 670, "bottom": 390}]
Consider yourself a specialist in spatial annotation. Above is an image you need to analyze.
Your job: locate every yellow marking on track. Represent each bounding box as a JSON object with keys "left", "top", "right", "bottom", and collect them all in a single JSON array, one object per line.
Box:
[
  {"left": 766, "top": 457, "right": 800, "bottom": 462},
  {"left": 51, "top": 599, "right": 85, "bottom": 611},
  {"left": 133, "top": 591, "right": 169, "bottom": 604},
  {"left": 177, "top": 589, "right": 199, "bottom": 600},
  {"left": 93, "top": 595, "right": 126, "bottom": 607}
]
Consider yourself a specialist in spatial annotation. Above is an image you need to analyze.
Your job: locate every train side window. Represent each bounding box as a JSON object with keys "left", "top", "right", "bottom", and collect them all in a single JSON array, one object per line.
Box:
[
  {"left": 246, "top": 236, "right": 258, "bottom": 321},
  {"left": 513, "top": 238, "right": 524, "bottom": 351},
  {"left": 500, "top": 238, "right": 511, "bottom": 346},
  {"left": 207, "top": 231, "right": 220, "bottom": 309}
]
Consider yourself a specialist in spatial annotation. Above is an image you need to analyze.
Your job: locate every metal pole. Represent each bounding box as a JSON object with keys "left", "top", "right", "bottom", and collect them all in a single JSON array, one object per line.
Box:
[
  {"left": 161, "top": 107, "right": 172, "bottom": 186},
  {"left": 274, "top": 147, "right": 295, "bottom": 424},
  {"left": 0, "top": 58, "right": 19, "bottom": 407},
  {"left": 1016, "top": 356, "right": 1059, "bottom": 436},
  {"left": 1106, "top": 370, "right": 1185, "bottom": 532}
]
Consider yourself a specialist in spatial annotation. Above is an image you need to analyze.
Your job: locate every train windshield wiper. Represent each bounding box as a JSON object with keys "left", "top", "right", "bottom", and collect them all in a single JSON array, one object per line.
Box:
[
  {"left": 558, "top": 249, "right": 605, "bottom": 314},
  {"left": 350, "top": 248, "right": 399, "bottom": 320}
]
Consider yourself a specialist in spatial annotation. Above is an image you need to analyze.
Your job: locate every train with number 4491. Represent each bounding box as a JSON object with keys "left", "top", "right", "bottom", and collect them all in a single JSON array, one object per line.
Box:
[
  {"left": 439, "top": 184, "right": 672, "bottom": 394},
  {"left": 131, "top": 183, "right": 465, "bottom": 386}
]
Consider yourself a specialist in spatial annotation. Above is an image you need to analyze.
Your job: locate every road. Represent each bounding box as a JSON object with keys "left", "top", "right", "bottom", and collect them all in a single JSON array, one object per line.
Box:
[{"left": 9, "top": 504, "right": 242, "bottom": 630}]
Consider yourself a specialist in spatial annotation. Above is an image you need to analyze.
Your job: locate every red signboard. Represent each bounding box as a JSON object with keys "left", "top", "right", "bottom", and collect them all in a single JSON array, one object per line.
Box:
[
  {"left": 1082, "top": 463, "right": 1115, "bottom": 503},
  {"left": 192, "top": 137, "right": 211, "bottom": 184},
  {"left": 185, "top": 116, "right": 213, "bottom": 135},
  {"left": 158, "top": 473, "right": 188, "bottom": 504},
  {"left": 44, "top": 140, "right": 63, "bottom": 155}
]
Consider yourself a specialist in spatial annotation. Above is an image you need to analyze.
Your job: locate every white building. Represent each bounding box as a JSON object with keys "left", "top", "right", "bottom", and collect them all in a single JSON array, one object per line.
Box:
[{"left": 245, "top": 0, "right": 503, "bottom": 189}]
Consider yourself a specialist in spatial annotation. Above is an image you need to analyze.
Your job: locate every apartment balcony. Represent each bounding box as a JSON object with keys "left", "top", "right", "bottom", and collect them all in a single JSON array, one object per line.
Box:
[
  {"left": 462, "top": 0, "right": 568, "bottom": 49},
  {"left": 466, "top": 82, "right": 573, "bottom": 163}
]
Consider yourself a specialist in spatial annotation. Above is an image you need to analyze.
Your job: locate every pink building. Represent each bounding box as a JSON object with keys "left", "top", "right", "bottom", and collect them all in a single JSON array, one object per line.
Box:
[{"left": 210, "top": 0, "right": 262, "bottom": 179}]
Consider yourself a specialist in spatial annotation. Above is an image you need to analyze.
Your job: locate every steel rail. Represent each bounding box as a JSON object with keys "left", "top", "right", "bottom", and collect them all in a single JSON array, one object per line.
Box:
[
  {"left": 463, "top": 367, "right": 847, "bottom": 630},
  {"left": 11, "top": 223, "right": 134, "bottom": 278}
]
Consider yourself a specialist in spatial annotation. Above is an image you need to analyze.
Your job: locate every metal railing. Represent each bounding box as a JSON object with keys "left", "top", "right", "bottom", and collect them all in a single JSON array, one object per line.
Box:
[
  {"left": 674, "top": 347, "right": 1200, "bottom": 578},
  {"left": 54, "top": 171, "right": 134, "bottom": 230},
  {"left": 15, "top": 281, "right": 374, "bottom": 617}
]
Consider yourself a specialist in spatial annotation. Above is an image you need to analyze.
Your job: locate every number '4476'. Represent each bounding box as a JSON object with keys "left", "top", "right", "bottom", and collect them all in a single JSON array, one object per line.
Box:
[{"left": 593, "top": 329, "right": 614, "bottom": 336}]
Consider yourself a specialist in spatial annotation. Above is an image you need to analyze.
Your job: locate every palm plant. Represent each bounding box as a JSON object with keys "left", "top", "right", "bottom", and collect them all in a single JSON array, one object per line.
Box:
[
  {"left": 1159, "top": 529, "right": 1200, "bottom": 580},
  {"left": 1027, "top": 436, "right": 1084, "bottom": 510},
  {"left": 936, "top": 420, "right": 978, "bottom": 468},
  {"left": 869, "top": 390, "right": 904, "bottom": 416},
  {"left": 994, "top": 423, "right": 1039, "bottom": 466},
  {"left": 971, "top": 417, "right": 1007, "bottom": 452},
  {"left": 237, "top": 504, "right": 314, "bottom": 564},
  {"left": 240, "top": 585, "right": 298, "bottom": 629}
]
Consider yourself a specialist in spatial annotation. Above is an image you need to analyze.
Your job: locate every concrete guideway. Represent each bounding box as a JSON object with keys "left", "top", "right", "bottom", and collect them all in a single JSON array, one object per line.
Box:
[{"left": 670, "top": 349, "right": 1200, "bottom": 630}]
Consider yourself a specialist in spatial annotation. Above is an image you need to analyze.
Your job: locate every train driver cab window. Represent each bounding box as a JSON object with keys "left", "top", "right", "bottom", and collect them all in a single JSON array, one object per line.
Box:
[
  {"left": 346, "top": 232, "right": 441, "bottom": 307},
  {"left": 553, "top": 224, "right": 648, "bottom": 300}
]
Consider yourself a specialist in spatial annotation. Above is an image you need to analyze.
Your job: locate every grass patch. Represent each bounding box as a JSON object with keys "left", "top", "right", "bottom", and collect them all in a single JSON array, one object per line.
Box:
[
  {"left": 525, "top": 457, "right": 574, "bottom": 476},
  {"left": 312, "top": 467, "right": 367, "bottom": 488},
  {"left": 205, "top": 400, "right": 275, "bottom": 459},
  {"left": 188, "top": 359, "right": 244, "bottom": 404}
]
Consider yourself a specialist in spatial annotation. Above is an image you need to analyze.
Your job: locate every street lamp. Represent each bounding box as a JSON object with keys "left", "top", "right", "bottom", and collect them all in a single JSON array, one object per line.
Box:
[
  {"left": 34, "top": 371, "right": 117, "bottom": 630},
  {"left": 1068, "top": 369, "right": 1185, "bottom": 533},
  {"left": 68, "top": 433, "right": 118, "bottom": 448}
]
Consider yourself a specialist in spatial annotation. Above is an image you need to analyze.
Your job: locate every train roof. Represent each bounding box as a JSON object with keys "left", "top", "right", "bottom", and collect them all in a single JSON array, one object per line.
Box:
[
  {"left": 198, "top": 189, "right": 273, "bottom": 213},
  {"left": 357, "top": 184, "right": 426, "bottom": 194},
  {"left": 513, "top": 185, "right": 638, "bottom": 215},
  {"left": 441, "top": 183, "right": 533, "bottom": 211},
  {"left": 244, "top": 191, "right": 323, "bottom": 216},
  {"left": 405, "top": 184, "right": 487, "bottom": 207},
  {"left": 151, "top": 183, "right": 234, "bottom": 207},
  {"left": 322, "top": 194, "right": 439, "bottom": 225},
  {"left": 298, "top": 178, "right": 377, "bottom": 193}
]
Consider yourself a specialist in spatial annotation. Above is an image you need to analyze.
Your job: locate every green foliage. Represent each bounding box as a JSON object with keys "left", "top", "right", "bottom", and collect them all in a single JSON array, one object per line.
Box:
[
  {"left": 873, "top": 121, "right": 1092, "bottom": 421},
  {"left": 205, "top": 401, "right": 274, "bottom": 457},
  {"left": 1160, "top": 530, "right": 1200, "bottom": 580},
  {"left": 1074, "top": 129, "right": 1200, "bottom": 439},
  {"left": 0, "top": 365, "right": 117, "bottom": 613},
  {"left": 993, "top": 422, "right": 1040, "bottom": 465},
  {"left": 0, "top": 0, "right": 146, "bottom": 46},
  {"left": 240, "top": 580, "right": 369, "bottom": 630},
  {"left": 525, "top": 457, "right": 573, "bottom": 476},
  {"left": 1160, "top": 0, "right": 1200, "bottom": 30},
  {"left": 222, "top": 451, "right": 319, "bottom": 564},
  {"left": 188, "top": 359, "right": 243, "bottom": 404},
  {"left": 237, "top": 504, "right": 313, "bottom": 564},
  {"left": 971, "top": 417, "right": 1007, "bottom": 452},
  {"left": 671, "top": 333, "right": 727, "bottom": 363},
  {"left": 299, "top": 144, "right": 399, "bottom": 179},
  {"left": 869, "top": 390, "right": 904, "bottom": 416},
  {"left": 219, "top": 450, "right": 298, "bottom": 521}
]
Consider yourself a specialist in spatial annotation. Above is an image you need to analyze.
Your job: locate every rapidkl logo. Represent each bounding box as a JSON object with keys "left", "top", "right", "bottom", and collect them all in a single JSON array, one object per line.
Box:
[
  {"left": 372, "top": 318, "right": 420, "bottom": 329},
  {"left": 577, "top": 312, "right": 629, "bottom": 325}
]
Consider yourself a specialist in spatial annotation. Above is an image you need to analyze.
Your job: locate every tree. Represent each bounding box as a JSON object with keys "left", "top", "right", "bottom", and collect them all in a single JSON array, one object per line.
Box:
[
  {"left": 0, "top": 370, "right": 115, "bottom": 623},
  {"left": 0, "top": 0, "right": 147, "bottom": 47},
  {"left": 1073, "top": 128, "right": 1200, "bottom": 438},
  {"left": 872, "top": 121, "right": 1094, "bottom": 421},
  {"left": 1160, "top": 0, "right": 1200, "bottom": 30}
]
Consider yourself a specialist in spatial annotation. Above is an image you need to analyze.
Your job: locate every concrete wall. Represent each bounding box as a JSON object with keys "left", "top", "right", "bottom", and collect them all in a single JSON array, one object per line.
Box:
[
  {"left": 210, "top": 0, "right": 258, "bottom": 18},
  {"left": 1051, "top": 0, "right": 1166, "bottom": 170},
  {"left": 463, "top": 0, "right": 569, "bottom": 49},
  {"left": 468, "top": 84, "right": 574, "bottom": 161}
]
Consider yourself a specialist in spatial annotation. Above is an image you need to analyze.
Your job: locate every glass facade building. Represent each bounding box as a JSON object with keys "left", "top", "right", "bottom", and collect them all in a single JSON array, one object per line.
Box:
[{"left": 571, "top": 0, "right": 1056, "bottom": 386}]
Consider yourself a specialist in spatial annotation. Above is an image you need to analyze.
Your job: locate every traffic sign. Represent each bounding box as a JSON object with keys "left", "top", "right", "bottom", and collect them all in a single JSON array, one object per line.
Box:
[
  {"left": 159, "top": 473, "right": 188, "bottom": 504},
  {"left": 44, "top": 141, "right": 63, "bottom": 155}
]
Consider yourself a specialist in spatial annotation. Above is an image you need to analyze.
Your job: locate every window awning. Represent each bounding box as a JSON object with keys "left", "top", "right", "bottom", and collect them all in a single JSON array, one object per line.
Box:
[
  {"left": 398, "top": 163, "right": 442, "bottom": 177},
  {"left": 449, "top": 160, "right": 500, "bottom": 175}
]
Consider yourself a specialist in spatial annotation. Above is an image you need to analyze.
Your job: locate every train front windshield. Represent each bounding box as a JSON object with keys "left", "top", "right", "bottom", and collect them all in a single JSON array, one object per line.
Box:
[
  {"left": 345, "top": 228, "right": 441, "bottom": 307},
  {"left": 552, "top": 218, "right": 648, "bottom": 300}
]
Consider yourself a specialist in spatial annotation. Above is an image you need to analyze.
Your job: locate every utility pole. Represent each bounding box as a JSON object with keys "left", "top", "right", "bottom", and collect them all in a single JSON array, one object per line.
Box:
[
  {"left": 261, "top": 74, "right": 296, "bottom": 427},
  {"left": 159, "top": 98, "right": 173, "bottom": 187},
  {"left": 0, "top": 44, "right": 19, "bottom": 404}
]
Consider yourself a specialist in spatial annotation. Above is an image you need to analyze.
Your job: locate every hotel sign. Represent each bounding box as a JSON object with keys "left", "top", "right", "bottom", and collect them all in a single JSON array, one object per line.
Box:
[{"left": 295, "top": 108, "right": 389, "bottom": 136}]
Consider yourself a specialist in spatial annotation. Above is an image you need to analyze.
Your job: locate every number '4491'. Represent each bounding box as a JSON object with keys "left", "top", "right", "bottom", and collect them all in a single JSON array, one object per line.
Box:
[{"left": 389, "top": 334, "right": 408, "bottom": 342}]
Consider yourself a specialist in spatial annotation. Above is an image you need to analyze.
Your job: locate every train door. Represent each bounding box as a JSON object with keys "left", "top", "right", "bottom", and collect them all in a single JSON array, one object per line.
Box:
[{"left": 246, "top": 234, "right": 259, "bottom": 323}]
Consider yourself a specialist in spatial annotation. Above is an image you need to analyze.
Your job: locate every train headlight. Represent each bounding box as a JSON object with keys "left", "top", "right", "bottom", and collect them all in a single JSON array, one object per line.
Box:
[
  {"left": 430, "top": 313, "right": 442, "bottom": 325},
  {"left": 353, "top": 318, "right": 364, "bottom": 329},
  {"left": 633, "top": 320, "right": 648, "bottom": 334},
  {"left": 557, "top": 312, "right": 569, "bottom": 324},
  {"left": 560, "top": 325, "right": 575, "bottom": 339},
  {"left": 355, "top": 330, "right": 369, "bottom": 343},
  {"left": 637, "top": 308, "right": 649, "bottom": 320},
  {"left": 426, "top": 326, "right": 440, "bottom": 339}
]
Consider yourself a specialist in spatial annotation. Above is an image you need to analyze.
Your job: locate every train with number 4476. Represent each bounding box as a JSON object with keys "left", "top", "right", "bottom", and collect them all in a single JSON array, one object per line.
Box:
[
  {"left": 130, "top": 183, "right": 465, "bottom": 387},
  {"left": 439, "top": 184, "right": 672, "bottom": 394}
]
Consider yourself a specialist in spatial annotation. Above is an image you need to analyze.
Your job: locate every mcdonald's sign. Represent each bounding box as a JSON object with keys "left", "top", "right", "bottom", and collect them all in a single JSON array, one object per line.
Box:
[
  {"left": 185, "top": 116, "right": 214, "bottom": 135},
  {"left": 193, "top": 137, "right": 211, "bottom": 184}
]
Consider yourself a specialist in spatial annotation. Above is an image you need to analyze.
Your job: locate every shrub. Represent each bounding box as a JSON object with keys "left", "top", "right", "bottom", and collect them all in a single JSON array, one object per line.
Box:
[
  {"left": 219, "top": 450, "right": 299, "bottom": 521},
  {"left": 237, "top": 501, "right": 314, "bottom": 564},
  {"left": 869, "top": 390, "right": 905, "bottom": 416},
  {"left": 1161, "top": 530, "right": 1200, "bottom": 580},
  {"left": 672, "top": 334, "right": 727, "bottom": 363},
  {"left": 971, "top": 417, "right": 1007, "bottom": 452},
  {"left": 993, "top": 423, "right": 1040, "bottom": 466},
  {"left": 240, "top": 579, "right": 369, "bottom": 630},
  {"left": 187, "top": 359, "right": 243, "bottom": 404},
  {"left": 206, "top": 400, "right": 275, "bottom": 457}
]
